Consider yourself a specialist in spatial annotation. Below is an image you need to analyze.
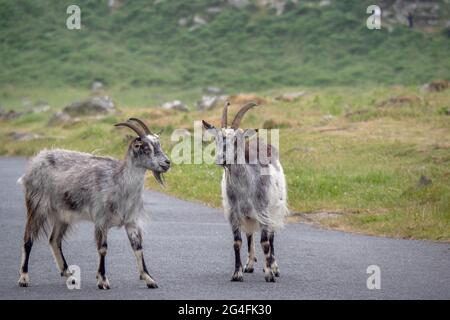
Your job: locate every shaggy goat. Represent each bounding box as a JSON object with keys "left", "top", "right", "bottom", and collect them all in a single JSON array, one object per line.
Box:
[
  {"left": 202, "top": 102, "right": 288, "bottom": 282},
  {"left": 17, "top": 118, "right": 170, "bottom": 289}
]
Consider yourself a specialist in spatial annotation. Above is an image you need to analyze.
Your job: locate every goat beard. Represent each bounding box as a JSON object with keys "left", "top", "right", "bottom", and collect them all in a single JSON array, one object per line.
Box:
[{"left": 152, "top": 171, "right": 165, "bottom": 187}]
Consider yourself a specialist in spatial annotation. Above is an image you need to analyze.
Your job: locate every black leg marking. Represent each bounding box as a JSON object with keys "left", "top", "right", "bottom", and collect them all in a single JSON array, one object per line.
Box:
[
  {"left": 95, "top": 227, "right": 110, "bottom": 289},
  {"left": 269, "top": 232, "right": 280, "bottom": 277},
  {"left": 261, "top": 229, "right": 275, "bottom": 283},
  {"left": 243, "top": 233, "right": 256, "bottom": 273},
  {"left": 231, "top": 228, "right": 243, "bottom": 282},
  {"left": 126, "top": 224, "right": 158, "bottom": 289},
  {"left": 49, "top": 223, "right": 70, "bottom": 276},
  {"left": 21, "top": 239, "right": 33, "bottom": 274}
]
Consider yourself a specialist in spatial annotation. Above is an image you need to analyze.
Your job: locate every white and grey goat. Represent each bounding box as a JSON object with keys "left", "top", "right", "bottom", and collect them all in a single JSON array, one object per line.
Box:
[
  {"left": 18, "top": 118, "right": 170, "bottom": 289},
  {"left": 202, "top": 102, "right": 288, "bottom": 282}
]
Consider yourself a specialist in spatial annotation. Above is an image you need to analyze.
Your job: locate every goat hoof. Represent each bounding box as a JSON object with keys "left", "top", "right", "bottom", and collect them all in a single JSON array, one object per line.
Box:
[
  {"left": 243, "top": 266, "right": 254, "bottom": 273},
  {"left": 264, "top": 271, "right": 276, "bottom": 283},
  {"left": 97, "top": 275, "right": 110, "bottom": 290},
  {"left": 98, "top": 283, "right": 110, "bottom": 290},
  {"left": 147, "top": 282, "right": 158, "bottom": 289},
  {"left": 274, "top": 270, "right": 280, "bottom": 277},
  {"left": 18, "top": 274, "right": 29, "bottom": 287},
  {"left": 231, "top": 271, "right": 244, "bottom": 282}
]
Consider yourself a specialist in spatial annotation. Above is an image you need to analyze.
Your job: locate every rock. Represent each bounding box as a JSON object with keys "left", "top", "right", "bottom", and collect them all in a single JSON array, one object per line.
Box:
[
  {"left": 161, "top": 100, "right": 189, "bottom": 112},
  {"left": 203, "top": 86, "right": 223, "bottom": 95},
  {"left": 21, "top": 98, "right": 32, "bottom": 109},
  {"left": 422, "top": 80, "right": 450, "bottom": 92},
  {"left": 91, "top": 81, "right": 104, "bottom": 92},
  {"left": 178, "top": 17, "right": 189, "bottom": 27},
  {"left": 256, "top": 0, "right": 296, "bottom": 15},
  {"left": 227, "top": 0, "right": 250, "bottom": 9},
  {"left": 417, "top": 175, "right": 432, "bottom": 188},
  {"left": 63, "top": 96, "right": 116, "bottom": 116},
  {"left": 108, "top": 0, "right": 123, "bottom": 10},
  {"left": 319, "top": 0, "right": 331, "bottom": 7},
  {"left": 32, "top": 101, "right": 50, "bottom": 113},
  {"left": 206, "top": 7, "right": 223, "bottom": 14},
  {"left": 47, "top": 111, "right": 72, "bottom": 126},
  {"left": 0, "top": 108, "right": 23, "bottom": 120},
  {"left": 193, "top": 15, "right": 207, "bottom": 25},
  {"left": 8, "top": 131, "right": 43, "bottom": 141},
  {"left": 275, "top": 91, "right": 306, "bottom": 102},
  {"left": 196, "top": 95, "right": 228, "bottom": 111}
]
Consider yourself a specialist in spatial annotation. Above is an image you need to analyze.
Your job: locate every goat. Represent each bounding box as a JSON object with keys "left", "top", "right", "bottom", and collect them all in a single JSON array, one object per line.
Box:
[
  {"left": 202, "top": 102, "right": 288, "bottom": 282},
  {"left": 17, "top": 118, "right": 170, "bottom": 289}
]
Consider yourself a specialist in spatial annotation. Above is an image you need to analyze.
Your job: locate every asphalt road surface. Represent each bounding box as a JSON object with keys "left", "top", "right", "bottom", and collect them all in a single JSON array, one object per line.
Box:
[{"left": 0, "top": 157, "right": 449, "bottom": 300}]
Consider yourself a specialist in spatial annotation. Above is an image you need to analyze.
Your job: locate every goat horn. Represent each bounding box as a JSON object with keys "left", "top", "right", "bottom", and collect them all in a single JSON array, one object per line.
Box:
[
  {"left": 230, "top": 102, "right": 258, "bottom": 130},
  {"left": 114, "top": 122, "right": 145, "bottom": 138},
  {"left": 221, "top": 100, "right": 231, "bottom": 128},
  {"left": 128, "top": 117, "right": 153, "bottom": 135}
]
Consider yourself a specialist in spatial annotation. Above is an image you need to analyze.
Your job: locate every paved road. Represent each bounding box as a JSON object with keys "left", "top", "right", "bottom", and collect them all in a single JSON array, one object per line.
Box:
[{"left": 0, "top": 157, "right": 449, "bottom": 300}]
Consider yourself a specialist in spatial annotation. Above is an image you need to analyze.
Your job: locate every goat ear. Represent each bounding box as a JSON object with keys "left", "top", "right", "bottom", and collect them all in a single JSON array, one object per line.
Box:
[
  {"left": 202, "top": 120, "right": 215, "bottom": 130},
  {"left": 132, "top": 139, "right": 143, "bottom": 152}
]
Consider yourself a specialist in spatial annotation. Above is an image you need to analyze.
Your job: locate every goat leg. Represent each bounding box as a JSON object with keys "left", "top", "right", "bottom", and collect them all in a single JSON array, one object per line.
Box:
[
  {"left": 231, "top": 227, "right": 243, "bottom": 281},
  {"left": 126, "top": 223, "right": 158, "bottom": 289},
  {"left": 95, "top": 227, "right": 110, "bottom": 290}
]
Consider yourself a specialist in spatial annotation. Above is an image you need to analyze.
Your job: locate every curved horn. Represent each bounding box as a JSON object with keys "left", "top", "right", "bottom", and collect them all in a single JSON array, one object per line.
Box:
[
  {"left": 221, "top": 100, "right": 231, "bottom": 128},
  {"left": 114, "top": 122, "right": 145, "bottom": 138},
  {"left": 128, "top": 117, "right": 153, "bottom": 135},
  {"left": 230, "top": 102, "right": 258, "bottom": 130}
]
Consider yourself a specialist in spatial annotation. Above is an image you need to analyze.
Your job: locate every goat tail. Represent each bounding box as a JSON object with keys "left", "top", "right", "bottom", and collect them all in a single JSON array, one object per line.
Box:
[{"left": 23, "top": 193, "right": 51, "bottom": 241}]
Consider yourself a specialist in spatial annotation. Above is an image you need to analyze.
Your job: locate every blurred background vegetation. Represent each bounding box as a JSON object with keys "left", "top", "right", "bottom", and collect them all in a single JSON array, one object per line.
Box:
[{"left": 1, "top": 0, "right": 449, "bottom": 89}]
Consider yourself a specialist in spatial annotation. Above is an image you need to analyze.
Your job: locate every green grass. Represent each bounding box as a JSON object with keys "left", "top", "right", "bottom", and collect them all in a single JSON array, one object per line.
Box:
[
  {"left": 1, "top": 0, "right": 450, "bottom": 90},
  {"left": 0, "top": 85, "right": 449, "bottom": 241}
]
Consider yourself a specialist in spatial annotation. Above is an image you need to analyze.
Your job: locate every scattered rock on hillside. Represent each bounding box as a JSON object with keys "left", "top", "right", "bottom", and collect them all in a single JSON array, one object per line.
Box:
[
  {"left": 319, "top": 0, "right": 331, "bottom": 7},
  {"left": 91, "top": 81, "right": 104, "bottom": 92},
  {"left": 0, "top": 108, "right": 24, "bottom": 120},
  {"left": 227, "top": 0, "right": 250, "bottom": 9},
  {"left": 178, "top": 17, "right": 189, "bottom": 27},
  {"left": 197, "top": 95, "right": 228, "bottom": 111},
  {"left": 422, "top": 79, "right": 450, "bottom": 92},
  {"left": 417, "top": 175, "right": 432, "bottom": 188},
  {"left": 32, "top": 101, "right": 50, "bottom": 113},
  {"left": 206, "top": 7, "right": 223, "bottom": 14},
  {"left": 203, "top": 86, "right": 224, "bottom": 95},
  {"left": 189, "top": 15, "right": 208, "bottom": 31},
  {"left": 63, "top": 96, "right": 116, "bottom": 116},
  {"left": 161, "top": 100, "right": 189, "bottom": 112},
  {"left": 275, "top": 91, "right": 306, "bottom": 102},
  {"left": 47, "top": 111, "right": 72, "bottom": 126},
  {"left": 8, "top": 131, "right": 43, "bottom": 141}
]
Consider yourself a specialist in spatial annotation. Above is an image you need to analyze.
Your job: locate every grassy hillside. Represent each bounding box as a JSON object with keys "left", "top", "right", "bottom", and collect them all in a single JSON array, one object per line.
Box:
[
  {"left": 0, "top": 85, "right": 449, "bottom": 241},
  {"left": 1, "top": 0, "right": 450, "bottom": 90}
]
